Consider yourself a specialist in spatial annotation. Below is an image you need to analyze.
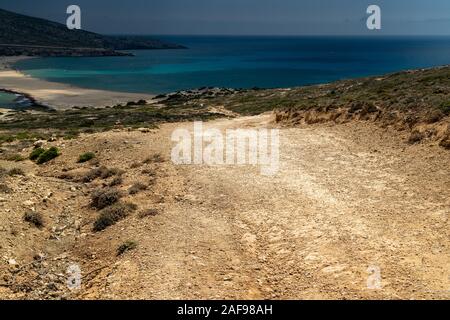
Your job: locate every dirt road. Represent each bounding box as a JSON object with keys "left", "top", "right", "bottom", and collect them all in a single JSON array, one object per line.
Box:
[
  {"left": 1, "top": 113, "right": 448, "bottom": 300},
  {"left": 74, "top": 114, "right": 447, "bottom": 300}
]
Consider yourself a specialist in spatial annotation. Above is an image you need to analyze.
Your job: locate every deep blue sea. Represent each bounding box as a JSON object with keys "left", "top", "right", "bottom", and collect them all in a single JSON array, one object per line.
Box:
[{"left": 14, "top": 36, "right": 450, "bottom": 95}]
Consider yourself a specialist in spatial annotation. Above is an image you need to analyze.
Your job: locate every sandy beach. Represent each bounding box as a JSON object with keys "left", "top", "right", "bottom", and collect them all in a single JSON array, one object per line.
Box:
[{"left": 0, "top": 56, "right": 154, "bottom": 110}]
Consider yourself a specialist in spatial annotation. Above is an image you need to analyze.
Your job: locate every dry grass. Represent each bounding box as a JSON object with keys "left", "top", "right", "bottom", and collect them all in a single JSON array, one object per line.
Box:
[
  {"left": 117, "top": 240, "right": 137, "bottom": 256},
  {"left": 90, "top": 188, "right": 122, "bottom": 210},
  {"left": 93, "top": 202, "right": 137, "bottom": 232},
  {"left": 23, "top": 211, "right": 44, "bottom": 228},
  {"left": 138, "top": 209, "right": 159, "bottom": 219},
  {"left": 82, "top": 166, "right": 123, "bottom": 183},
  {"left": 8, "top": 167, "right": 25, "bottom": 176},
  {"left": 143, "top": 153, "right": 165, "bottom": 164},
  {"left": 128, "top": 182, "right": 148, "bottom": 195}
]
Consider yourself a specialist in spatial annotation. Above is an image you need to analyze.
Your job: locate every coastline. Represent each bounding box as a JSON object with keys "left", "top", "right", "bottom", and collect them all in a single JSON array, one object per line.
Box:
[{"left": 0, "top": 56, "right": 154, "bottom": 110}]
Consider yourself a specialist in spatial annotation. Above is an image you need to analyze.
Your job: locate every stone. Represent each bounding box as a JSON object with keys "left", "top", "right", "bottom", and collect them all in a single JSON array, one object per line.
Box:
[
  {"left": 23, "top": 200, "right": 34, "bottom": 206},
  {"left": 8, "top": 258, "right": 17, "bottom": 266},
  {"left": 33, "top": 140, "right": 46, "bottom": 148}
]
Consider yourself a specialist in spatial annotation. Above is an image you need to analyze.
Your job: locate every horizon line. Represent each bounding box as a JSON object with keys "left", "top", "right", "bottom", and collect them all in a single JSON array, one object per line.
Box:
[{"left": 105, "top": 33, "right": 450, "bottom": 37}]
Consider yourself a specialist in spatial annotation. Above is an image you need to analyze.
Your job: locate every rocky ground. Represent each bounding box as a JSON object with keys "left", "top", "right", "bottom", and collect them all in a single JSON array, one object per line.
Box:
[
  {"left": 0, "top": 113, "right": 448, "bottom": 300},
  {"left": 0, "top": 65, "right": 449, "bottom": 300}
]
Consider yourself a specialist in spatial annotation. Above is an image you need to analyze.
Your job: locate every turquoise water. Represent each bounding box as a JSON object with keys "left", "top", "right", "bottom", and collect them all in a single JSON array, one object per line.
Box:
[
  {"left": 0, "top": 91, "right": 32, "bottom": 109},
  {"left": 14, "top": 36, "right": 450, "bottom": 95}
]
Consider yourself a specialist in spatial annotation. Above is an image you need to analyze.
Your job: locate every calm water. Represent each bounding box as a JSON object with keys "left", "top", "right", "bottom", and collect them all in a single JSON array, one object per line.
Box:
[
  {"left": 14, "top": 36, "right": 450, "bottom": 95},
  {"left": 0, "top": 91, "right": 32, "bottom": 109}
]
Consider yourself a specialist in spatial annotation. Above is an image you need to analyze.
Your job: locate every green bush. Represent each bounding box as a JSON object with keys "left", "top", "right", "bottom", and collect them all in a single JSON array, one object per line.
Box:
[
  {"left": 35, "top": 147, "right": 60, "bottom": 164},
  {"left": 29, "top": 148, "right": 45, "bottom": 161},
  {"left": 77, "top": 152, "right": 96, "bottom": 163}
]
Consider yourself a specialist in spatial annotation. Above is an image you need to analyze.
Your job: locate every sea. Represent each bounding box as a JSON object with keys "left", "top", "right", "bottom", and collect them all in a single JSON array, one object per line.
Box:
[{"left": 13, "top": 36, "right": 450, "bottom": 95}]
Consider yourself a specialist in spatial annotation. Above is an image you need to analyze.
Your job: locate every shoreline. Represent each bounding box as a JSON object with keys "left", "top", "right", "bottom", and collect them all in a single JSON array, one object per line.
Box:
[{"left": 0, "top": 56, "right": 155, "bottom": 110}]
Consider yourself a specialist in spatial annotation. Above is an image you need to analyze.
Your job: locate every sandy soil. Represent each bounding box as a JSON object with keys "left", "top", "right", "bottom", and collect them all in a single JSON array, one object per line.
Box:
[
  {"left": 0, "top": 56, "right": 154, "bottom": 109},
  {"left": 0, "top": 114, "right": 448, "bottom": 299}
]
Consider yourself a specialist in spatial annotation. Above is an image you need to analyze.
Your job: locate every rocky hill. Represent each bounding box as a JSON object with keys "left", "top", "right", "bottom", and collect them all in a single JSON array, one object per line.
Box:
[{"left": 0, "top": 8, "right": 185, "bottom": 56}]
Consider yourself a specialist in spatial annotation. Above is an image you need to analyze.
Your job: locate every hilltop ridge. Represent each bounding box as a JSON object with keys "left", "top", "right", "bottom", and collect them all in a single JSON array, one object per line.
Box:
[{"left": 0, "top": 9, "right": 185, "bottom": 57}]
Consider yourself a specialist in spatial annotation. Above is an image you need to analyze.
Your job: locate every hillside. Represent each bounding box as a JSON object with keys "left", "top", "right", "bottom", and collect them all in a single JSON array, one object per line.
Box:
[
  {"left": 157, "top": 66, "right": 450, "bottom": 148},
  {"left": 0, "top": 65, "right": 449, "bottom": 300},
  {"left": 0, "top": 9, "right": 185, "bottom": 56}
]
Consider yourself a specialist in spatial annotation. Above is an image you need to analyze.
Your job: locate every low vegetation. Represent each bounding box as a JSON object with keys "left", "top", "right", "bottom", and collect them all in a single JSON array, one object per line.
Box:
[
  {"left": 138, "top": 209, "right": 159, "bottom": 219},
  {"left": 408, "top": 131, "right": 425, "bottom": 144},
  {"left": 0, "top": 103, "right": 222, "bottom": 147},
  {"left": 77, "top": 152, "right": 96, "bottom": 163},
  {"left": 8, "top": 167, "right": 25, "bottom": 176},
  {"left": 0, "top": 183, "right": 12, "bottom": 193},
  {"left": 93, "top": 202, "right": 137, "bottom": 232},
  {"left": 128, "top": 182, "right": 148, "bottom": 195},
  {"left": 82, "top": 166, "right": 123, "bottom": 183},
  {"left": 23, "top": 211, "right": 44, "bottom": 228},
  {"left": 109, "top": 176, "right": 123, "bottom": 187},
  {"left": 4, "top": 154, "right": 26, "bottom": 162},
  {"left": 143, "top": 153, "right": 165, "bottom": 164},
  {"left": 29, "top": 146, "right": 60, "bottom": 164},
  {"left": 141, "top": 168, "right": 157, "bottom": 177},
  {"left": 29, "top": 147, "right": 45, "bottom": 161},
  {"left": 90, "top": 188, "right": 121, "bottom": 210},
  {"left": 117, "top": 241, "right": 138, "bottom": 256}
]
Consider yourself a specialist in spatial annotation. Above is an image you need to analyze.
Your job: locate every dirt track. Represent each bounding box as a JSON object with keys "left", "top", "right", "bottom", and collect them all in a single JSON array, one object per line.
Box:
[
  {"left": 1, "top": 114, "right": 448, "bottom": 300},
  {"left": 77, "top": 114, "right": 448, "bottom": 300}
]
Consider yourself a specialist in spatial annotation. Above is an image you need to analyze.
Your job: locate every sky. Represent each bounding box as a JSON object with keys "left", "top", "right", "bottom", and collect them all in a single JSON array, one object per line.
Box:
[{"left": 0, "top": 0, "right": 449, "bottom": 35}]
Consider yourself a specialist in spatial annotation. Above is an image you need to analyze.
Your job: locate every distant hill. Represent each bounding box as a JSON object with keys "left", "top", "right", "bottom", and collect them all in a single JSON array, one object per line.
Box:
[{"left": 0, "top": 8, "right": 185, "bottom": 56}]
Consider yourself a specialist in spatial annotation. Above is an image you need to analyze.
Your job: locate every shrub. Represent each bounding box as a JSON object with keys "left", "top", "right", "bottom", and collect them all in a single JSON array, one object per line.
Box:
[
  {"left": 141, "top": 168, "right": 157, "bottom": 177},
  {"left": 23, "top": 211, "right": 44, "bottom": 228},
  {"left": 109, "top": 176, "right": 123, "bottom": 187},
  {"left": 138, "top": 209, "right": 159, "bottom": 219},
  {"left": 439, "top": 136, "right": 450, "bottom": 150},
  {"left": 0, "top": 167, "right": 7, "bottom": 178},
  {"left": 8, "top": 167, "right": 25, "bottom": 176},
  {"left": 36, "top": 147, "right": 60, "bottom": 164},
  {"left": 6, "top": 154, "right": 26, "bottom": 162},
  {"left": 128, "top": 182, "right": 147, "bottom": 195},
  {"left": 90, "top": 188, "right": 121, "bottom": 210},
  {"left": 29, "top": 148, "right": 45, "bottom": 161},
  {"left": 82, "top": 166, "right": 123, "bottom": 183},
  {"left": 130, "top": 162, "right": 142, "bottom": 169},
  {"left": 143, "top": 153, "right": 165, "bottom": 164},
  {"left": 77, "top": 152, "right": 96, "bottom": 163},
  {"left": 93, "top": 202, "right": 137, "bottom": 232},
  {"left": 440, "top": 102, "right": 450, "bottom": 115},
  {"left": 408, "top": 131, "right": 424, "bottom": 144},
  {"left": 0, "top": 183, "right": 12, "bottom": 193},
  {"left": 117, "top": 241, "right": 137, "bottom": 256}
]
